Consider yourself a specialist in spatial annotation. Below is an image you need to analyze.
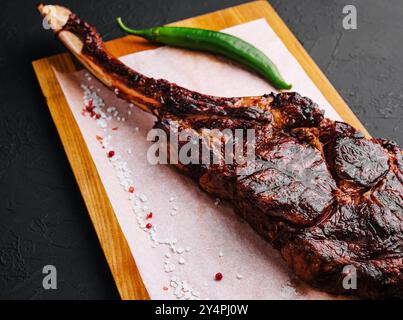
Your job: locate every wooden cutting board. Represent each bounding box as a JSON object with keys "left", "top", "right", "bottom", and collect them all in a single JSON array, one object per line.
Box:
[{"left": 32, "top": 0, "right": 368, "bottom": 300}]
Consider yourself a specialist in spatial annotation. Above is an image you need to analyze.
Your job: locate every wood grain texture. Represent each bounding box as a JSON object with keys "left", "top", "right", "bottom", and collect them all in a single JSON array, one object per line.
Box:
[{"left": 32, "top": 0, "right": 369, "bottom": 300}]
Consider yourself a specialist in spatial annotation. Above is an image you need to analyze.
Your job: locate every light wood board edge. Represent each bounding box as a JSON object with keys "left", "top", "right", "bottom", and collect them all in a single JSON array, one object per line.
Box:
[{"left": 32, "top": 55, "right": 150, "bottom": 300}]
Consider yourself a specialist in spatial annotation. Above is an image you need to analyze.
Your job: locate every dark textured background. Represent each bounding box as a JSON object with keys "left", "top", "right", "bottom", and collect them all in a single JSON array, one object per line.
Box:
[{"left": 0, "top": 0, "right": 401, "bottom": 299}]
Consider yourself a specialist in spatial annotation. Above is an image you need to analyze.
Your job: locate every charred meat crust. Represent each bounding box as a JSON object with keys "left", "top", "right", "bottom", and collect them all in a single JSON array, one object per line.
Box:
[
  {"left": 63, "top": 14, "right": 251, "bottom": 117},
  {"left": 49, "top": 8, "right": 403, "bottom": 299}
]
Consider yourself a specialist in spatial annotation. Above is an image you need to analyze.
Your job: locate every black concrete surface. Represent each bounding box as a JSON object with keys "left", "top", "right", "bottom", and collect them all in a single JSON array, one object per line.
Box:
[{"left": 0, "top": 0, "right": 401, "bottom": 299}]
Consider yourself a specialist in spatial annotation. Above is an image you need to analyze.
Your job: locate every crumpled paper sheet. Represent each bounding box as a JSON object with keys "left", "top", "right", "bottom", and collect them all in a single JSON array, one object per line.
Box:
[{"left": 55, "top": 19, "right": 344, "bottom": 300}]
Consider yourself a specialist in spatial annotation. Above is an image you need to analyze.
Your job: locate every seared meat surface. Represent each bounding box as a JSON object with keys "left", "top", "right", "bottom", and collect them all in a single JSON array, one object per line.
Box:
[
  {"left": 282, "top": 127, "right": 403, "bottom": 299},
  {"left": 38, "top": 4, "right": 403, "bottom": 299}
]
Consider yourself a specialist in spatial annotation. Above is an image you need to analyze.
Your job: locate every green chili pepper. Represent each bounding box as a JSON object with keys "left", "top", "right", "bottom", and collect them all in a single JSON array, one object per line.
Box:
[{"left": 116, "top": 18, "right": 292, "bottom": 90}]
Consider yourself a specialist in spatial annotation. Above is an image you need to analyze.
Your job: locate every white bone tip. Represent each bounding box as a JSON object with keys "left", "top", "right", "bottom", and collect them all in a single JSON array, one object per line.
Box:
[{"left": 37, "top": 4, "right": 71, "bottom": 32}]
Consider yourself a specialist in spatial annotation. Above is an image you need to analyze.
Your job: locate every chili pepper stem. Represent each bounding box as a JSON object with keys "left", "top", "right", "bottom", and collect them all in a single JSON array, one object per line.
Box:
[{"left": 116, "top": 18, "right": 154, "bottom": 40}]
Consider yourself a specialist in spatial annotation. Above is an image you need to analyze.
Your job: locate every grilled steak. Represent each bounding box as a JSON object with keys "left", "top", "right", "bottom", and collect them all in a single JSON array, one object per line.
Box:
[{"left": 38, "top": 4, "right": 403, "bottom": 299}]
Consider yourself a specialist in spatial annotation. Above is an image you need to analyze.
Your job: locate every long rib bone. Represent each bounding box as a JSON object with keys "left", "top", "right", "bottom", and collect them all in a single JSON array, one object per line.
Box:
[{"left": 37, "top": 4, "right": 288, "bottom": 123}]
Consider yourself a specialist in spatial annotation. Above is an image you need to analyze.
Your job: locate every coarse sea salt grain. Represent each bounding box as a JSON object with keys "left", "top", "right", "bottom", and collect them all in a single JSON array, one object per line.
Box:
[
  {"left": 280, "top": 282, "right": 299, "bottom": 298},
  {"left": 169, "top": 276, "right": 203, "bottom": 300},
  {"left": 175, "top": 286, "right": 183, "bottom": 298},
  {"left": 96, "top": 119, "right": 107, "bottom": 128},
  {"left": 164, "top": 262, "right": 175, "bottom": 273},
  {"left": 81, "top": 84, "right": 204, "bottom": 301},
  {"left": 182, "top": 281, "right": 190, "bottom": 292}
]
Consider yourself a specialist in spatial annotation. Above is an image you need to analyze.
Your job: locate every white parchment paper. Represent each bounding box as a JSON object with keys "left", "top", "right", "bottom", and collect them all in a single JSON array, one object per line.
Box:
[{"left": 55, "top": 19, "right": 343, "bottom": 299}]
